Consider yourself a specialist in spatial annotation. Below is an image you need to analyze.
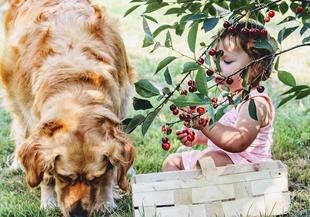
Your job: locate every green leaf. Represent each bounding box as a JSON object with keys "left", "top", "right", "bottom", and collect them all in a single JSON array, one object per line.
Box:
[
  {"left": 133, "top": 97, "right": 153, "bottom": 110},
  {"left": 215, "top": 54, "right": 221, "bottom": 73},
  {"left": 278, "top": 71, "right": 296, "bottom": 87},
  {"left": 171, "top": 93, "right": 206, "bottom": 107},
  {"left": 125, "top": 114, "right": 145, "bottom": 134},
  {"left": 145, "top": 2, "right": 168, "bottom": 13},
  {"left": 164, "top": 68, "right": 172, "bottom": 85},
  {"left": 302, "top": 36, "right": 310, "bottom": 44},
  {"left": 150, "top": 42, "right": 161, "bottom": 53},
  {"left": 143, "top": 15, "right": 158, "bottom": 24},
  {"left": 142, "top": 17, "right": 154, "bottom": 47},
  {"left": 277, "top": 26, "right": 299, "bottom": 44},
  {"left": 274, "top": 57, "right": 280, "bottom": 71},
  {"left": 254, "top": 38, "right": 274, "bottom": 51},
  {"left": 164, "top": 31, "right": 172, "bottom": 47},
  {"left": 277, "top": 94, "right": 296, "bottom": 108},
  {"left": 281, "top": 85, "right": 309, "bottom": 95},
  {"left": 182, "top": 62, "right": 199, "bottom": 74},
  {"left": 155, "top": 56, "right": 177, "bottom": 74},
  {"left": 142, "top": 109, "right": 160, "bottom": 136},
  {"left": 186, "top": 14, "right": 207, "bottom": 22},
  {"left": 124, "top": 5, "right": 140, "bottom": 17},
  {"left": 296, "top": 88, "right": 310, "bottom": 99},
  {"left": 195, "top": 67, "right": 208, "bottom": 96},
  {"left": 279, "top": 1, "right": 289, "bottom": 14},
  {"left": 188, "top": 21, "right": 199, "bottom": 53},
  {"left": 248, "top": 99, "right": 258, "bottom": 121},
  {"left": 277, "top": 16, "right": 296, "bottom": 25},
  {"left": 153, "top": 25, "right": 173, "bottom": 37},
  {"left": 203, "top": 18, "right": 219, "bottom": 33},
  {"left": 135, "top": 79, "right": 160, "bottom": 97},
  {"left": 164, "top": 7, "right": 181, "bottom": 15}
]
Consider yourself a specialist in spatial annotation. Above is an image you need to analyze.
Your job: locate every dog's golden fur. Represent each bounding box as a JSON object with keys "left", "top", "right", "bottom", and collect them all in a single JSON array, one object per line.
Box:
[{"left": 0, "top": 0, "right": 135, "bottom": 216}]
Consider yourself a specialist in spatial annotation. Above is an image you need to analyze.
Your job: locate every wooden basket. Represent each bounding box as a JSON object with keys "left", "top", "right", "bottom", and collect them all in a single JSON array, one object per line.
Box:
[{"left": 131, "top": 157, "right": 290, "bottom": 217}]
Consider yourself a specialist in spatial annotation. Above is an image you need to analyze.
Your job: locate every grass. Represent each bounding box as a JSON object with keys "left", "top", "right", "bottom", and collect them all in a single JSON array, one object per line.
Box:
[{"left": 0, "top": 0, "right": 310, "bottom": 216}]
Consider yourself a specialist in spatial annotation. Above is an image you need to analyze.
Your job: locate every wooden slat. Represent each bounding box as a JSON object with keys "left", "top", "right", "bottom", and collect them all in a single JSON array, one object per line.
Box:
[
  {"left": 251, "top": 177, "right": 288, "bottom": 196},
  {"left": 133, "top": 160, "right": 285, "bottom": 184},
  {"left": 132, "top": 169, "right": 287, "bottom": 193},
  {"left": 133, "top": 190, "right": 175, "bottom": 207},
  {"left": 234, "top": 182, "right": 252, "bottom": 199},
  {"left": 192, "top": 184, "right": 235, "bottom": 203},
  {"left": 264, "top": 192, "right": 290, "bottom": 215},
  {"left": 205, "top": 201, "right": 225, "bottom": 217}
]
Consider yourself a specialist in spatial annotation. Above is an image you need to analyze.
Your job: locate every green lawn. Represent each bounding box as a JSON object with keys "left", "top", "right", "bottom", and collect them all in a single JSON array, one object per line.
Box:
[{"left": 0, "top": 1, "right": 310, "bottom": 217}]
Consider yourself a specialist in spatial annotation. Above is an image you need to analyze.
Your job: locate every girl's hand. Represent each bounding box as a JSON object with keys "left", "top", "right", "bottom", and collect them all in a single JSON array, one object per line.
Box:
[
  {"left": 191, "top": 113, "right": 208, "bottom": 130},
  {"left": 176, "top": 128, "right": 196, "bottom": 147}
]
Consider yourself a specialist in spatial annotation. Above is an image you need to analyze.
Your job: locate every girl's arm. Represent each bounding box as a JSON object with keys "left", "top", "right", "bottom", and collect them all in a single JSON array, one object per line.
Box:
[{"left": 197, "top": 97, "right": 270, "bottom": 153}]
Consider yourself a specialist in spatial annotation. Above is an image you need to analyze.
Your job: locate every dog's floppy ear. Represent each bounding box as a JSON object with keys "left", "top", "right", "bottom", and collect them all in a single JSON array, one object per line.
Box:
[
  {"left": 105, "top": 126, "right": 135, "bottom": 191},
  {"left": 17, "top": 140, "right": 45, "bottom": 188}
]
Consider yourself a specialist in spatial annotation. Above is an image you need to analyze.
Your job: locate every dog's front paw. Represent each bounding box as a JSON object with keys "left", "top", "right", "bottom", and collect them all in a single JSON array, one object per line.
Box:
[{"left": 40, "top": 197, "right": 58, "bottom": 209}]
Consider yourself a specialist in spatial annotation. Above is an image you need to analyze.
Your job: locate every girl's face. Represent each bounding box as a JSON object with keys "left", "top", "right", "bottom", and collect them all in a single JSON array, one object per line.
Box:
[{"left": 216, "top": 36, "right": 251, "bottom": 93}]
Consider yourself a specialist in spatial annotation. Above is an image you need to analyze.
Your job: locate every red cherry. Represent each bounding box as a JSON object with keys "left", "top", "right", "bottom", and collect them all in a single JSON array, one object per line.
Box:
[
  {"left": 228, "top": 26, "right": 236, "bottom": 33},
  {"left": 206, "top": 69, "right": 214, "bottom": 76},
  {"left": 223, "top": 21, "right": 231, "bottom": 29},
  {"left": 296, "top": 5, "right": 304, "bottom": 14},
  {"left": 209, "top": 48, "right": 217, "bottom": 56},
  {"left": 187, "top": 134, "right": 195, "bottom": 142},
  {"left": 179, "top": 113, "right": 186, "bottom": 120},
  {"left": 198, "top": 118, "right": 208, "bottom": 127},
  {"left": 211, "top": 97, "right": 218, "bottom": 104},
  {"left": 162, "top": 137, "right": 168, "bottom": 143},
  {"left": 196, "top": 57, "right": 204, "bottom": 65},
  {"left": 260, "top": 29, "right": 268, "bottom": 37},
  {"left": 264, "top": 16, "right": 270, "bottom": 23},
  {"left": 226, "top": 77, "right": 234, "bottom": 85},
  {"left": 249, "top": 28, "right": 256, "bottom": 37},
  {"left": 172, "top": 109, "right": 179, "bottom": 115},
  {"left": 197, "top": 107, "right": 205, "bottom": 114},
  {"left": 257, "top": 85, "right": 265, "bottom": 93},
  {"left": 181, "top": 90, "right": 188, "bottom": 95},
  {"left": 268, "top": 10, "right": 275, "bottom": 18},
  {"left": 241, "top": 27, "right": 249, "bottom": 35},
  {"left": 188, "top": 80, "right": 195, "bottom": 86},
  {"left": 166, "top": 127, "right": 172, "bottom": 135},
  {"left": 188, "top": 86, "right": 197, "bottom": 92},
  {"left": 162, "top": 142, "right": 171, "bottom": 151},
  {"left": 185, "top": 114, "right": 191, "bottom": 121},
  {"left": 169, "top": 104, "right": 177, "bottom": 111},
  {"left": 254, "top": 28, "right": 260, "bottom": 36},
  {"left": 161, "top": 125, "right": 167, "bottom": 132}
]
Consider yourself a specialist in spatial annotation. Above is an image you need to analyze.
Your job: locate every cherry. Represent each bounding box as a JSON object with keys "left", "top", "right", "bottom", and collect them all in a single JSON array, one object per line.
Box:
[
  {"left": 296, "top": 5, "right": 304, "bottom": 14},
  {"left": 226, "top": 77, "right": 234, "bottom": 85},
  {"left": 209, "top": 48, "right": 217, "bottom": 56},
  {"left": 264, "top": 16, "right": 270, "bottom": 23},
  {"left": 206, "top": 69, "right": 214, "bottom": 76},
  {"left": 198, "top": 118, "right": 208, "bottom": 127},
  {"left": 228, "top": 26, "right": 236, "bottom": 33},
  {"left": 162, "top": 142, "right": 171, "bottom": 151},
  {"left": 254, "top": 28, "right": 260, "bottom": 36},
  {"left": 187, "top": 134, "right": 195, "bottom": 142},
  {"left": 166, "top": 127, "right": 172, "bottom": 135},
  {"left": 190, "top": 106, "right": 196, "bottom": 110},
  {"left": 257, "top": 85, "right": 265, "bottom": 93},
  {"left": 196, "top": 57, "right": 204, "bottom": 65},
  {"left": 162, "top": 137, "right": 168, "bottom": 143},
  {"left": 211, "top": 97, "right": 218, "bottom": 104},
  {"left": 268, "top": 10, "right": 275, "bottom": 18},
  {"left": 181, "top": 90, "right": 188, "bottom": 95},
  {"left": 183, "top": 128, "right": 189, "bottom": 134},
  {"left": 188, "top": 80, "right": 195, "bottom": 86},
  {"left": 197, "top": 107, "right": 205, "bottom": 114},
  {"left": 260, "top": 29, "right": 268, "bottom": 37},
  {"left": 179, "top": 113, "right": 186, "bottom": 120},
  {"left": 188, "top": 86, "right": 197, "bottom": 92},
  {"left": 172, "top": 109, "right": 179, "bottom": 115},
  {"left": 185, "top": 114, "right": 191, "bottom": 121},
  {"left": 249, "top": 28, "right": 256, "bottom": 37},
  {"left": 169, "top": 104, "right": 177, "bottom": 111},
  {"left": 223, "top": 21, "right": 231, "bottom": 29},
  {"left": 216, "top": 50, "right": 224, "bottom": 57},
  {"left": 241, "top": 27, "right": 249, "bottom": 35}
]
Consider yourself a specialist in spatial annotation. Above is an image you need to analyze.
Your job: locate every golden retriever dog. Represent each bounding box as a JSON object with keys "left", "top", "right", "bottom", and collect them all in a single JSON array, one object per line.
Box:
[{"left": 0, "top": 0, "right": 135, "bottom": 216}]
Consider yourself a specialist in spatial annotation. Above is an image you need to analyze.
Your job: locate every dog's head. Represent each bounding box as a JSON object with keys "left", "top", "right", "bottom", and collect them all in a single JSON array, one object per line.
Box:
[{"left": 17, "top": 107, "right": 135, "bottom": 217}]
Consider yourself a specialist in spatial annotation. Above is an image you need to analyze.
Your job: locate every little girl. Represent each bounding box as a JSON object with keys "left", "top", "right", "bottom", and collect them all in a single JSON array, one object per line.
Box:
[{"left": 162, "top": 21, "right": 275, "bottom": 171}]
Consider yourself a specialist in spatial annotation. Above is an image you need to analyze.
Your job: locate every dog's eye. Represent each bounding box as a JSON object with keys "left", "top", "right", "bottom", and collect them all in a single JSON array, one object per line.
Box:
[{"left": 58, "top": 174, "right": 74, "bottom": 183}]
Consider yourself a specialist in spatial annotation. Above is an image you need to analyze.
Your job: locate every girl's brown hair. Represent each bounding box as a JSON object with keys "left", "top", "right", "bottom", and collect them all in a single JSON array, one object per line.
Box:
[{"left": 219, "top": 21, "right": 275, "bottom": 87}]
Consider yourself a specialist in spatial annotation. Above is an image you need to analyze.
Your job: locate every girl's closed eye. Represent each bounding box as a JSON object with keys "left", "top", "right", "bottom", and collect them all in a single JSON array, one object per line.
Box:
[{"left": 224, "top": 60, "right": 233, "bottom": 64}]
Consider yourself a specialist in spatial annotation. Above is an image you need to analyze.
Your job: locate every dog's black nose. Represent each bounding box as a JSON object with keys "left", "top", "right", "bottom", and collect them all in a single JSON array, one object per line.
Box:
[{"left": 69, "top": 202, "right": 88, "bottom": 217}]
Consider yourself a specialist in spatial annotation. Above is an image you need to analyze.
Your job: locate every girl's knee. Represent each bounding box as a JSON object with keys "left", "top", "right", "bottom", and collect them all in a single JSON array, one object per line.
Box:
[{"left": 162, "top": 154, "right": 183, "bottom": 171}]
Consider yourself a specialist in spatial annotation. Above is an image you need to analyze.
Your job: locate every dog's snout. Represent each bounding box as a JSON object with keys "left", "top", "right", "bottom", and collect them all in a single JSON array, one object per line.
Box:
[{"left": 69, "top": 202, "right": 88, "bottom": 217}]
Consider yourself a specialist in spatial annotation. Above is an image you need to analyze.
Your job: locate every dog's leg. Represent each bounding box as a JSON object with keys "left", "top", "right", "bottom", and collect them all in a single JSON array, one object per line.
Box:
[
  {"left": 8, "top": 117, "right": 28, "bottom": 171},
  {"left": 40, "top": 183, "right": 57, "bottom": 209}
]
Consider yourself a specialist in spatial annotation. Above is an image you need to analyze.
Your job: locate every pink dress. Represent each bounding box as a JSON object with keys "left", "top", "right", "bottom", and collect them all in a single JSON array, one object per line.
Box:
[{"left": 182, "top": 88, "right": 275, "bottom": 170}]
